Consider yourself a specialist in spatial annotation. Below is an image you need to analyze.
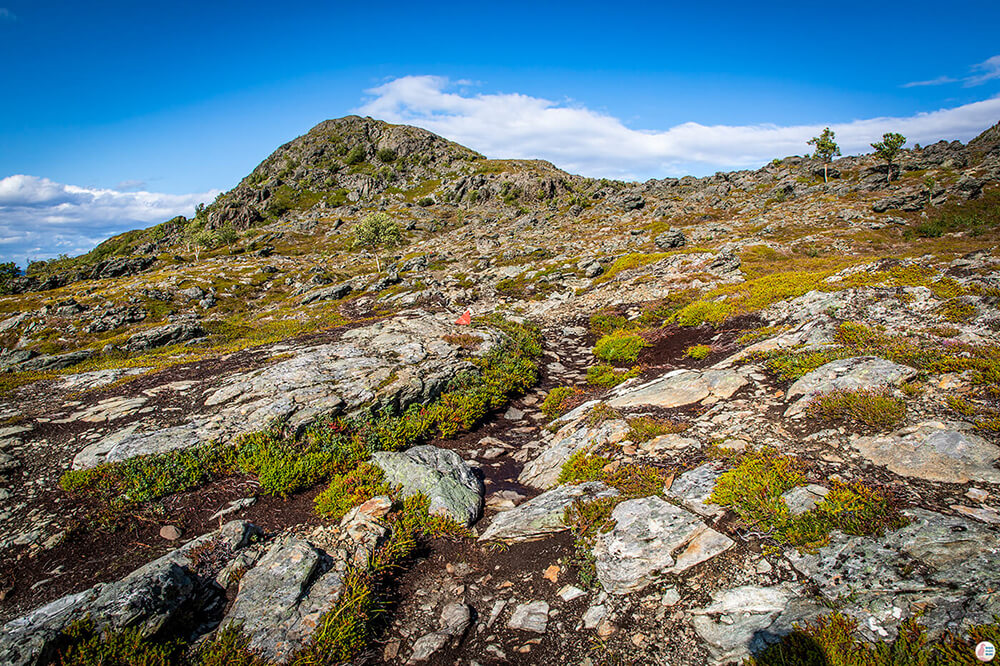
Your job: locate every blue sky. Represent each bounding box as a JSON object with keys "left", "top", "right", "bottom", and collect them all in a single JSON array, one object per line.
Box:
[{"left": 2, "top": 0, "right": 1000, "bottom": 266}]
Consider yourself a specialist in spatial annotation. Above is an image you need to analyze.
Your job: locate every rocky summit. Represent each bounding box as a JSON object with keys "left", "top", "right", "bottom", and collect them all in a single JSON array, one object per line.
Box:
[{"left": 2, "top": 115, "right": 1000, "bottom": 665}]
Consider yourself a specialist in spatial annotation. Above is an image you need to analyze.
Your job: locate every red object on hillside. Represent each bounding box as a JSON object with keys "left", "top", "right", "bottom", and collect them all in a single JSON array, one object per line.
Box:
[{"left": 455, "top": 310, "right": 472, "bottom": 326}]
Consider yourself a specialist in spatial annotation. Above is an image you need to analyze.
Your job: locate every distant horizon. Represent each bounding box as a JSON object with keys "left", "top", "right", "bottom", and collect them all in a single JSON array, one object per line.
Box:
[{"left": 2, "top": 0, "right": 999, "bottom": 266}]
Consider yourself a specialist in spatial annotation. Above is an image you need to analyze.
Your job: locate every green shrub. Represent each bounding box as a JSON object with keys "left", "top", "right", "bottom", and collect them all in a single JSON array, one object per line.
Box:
[
  {"left": 541, "top": 386, "right": 576, "bottom": 420},
  {"left": 54, "top": 619, "right": 186, "bottom": 666},
  {"left": 344, "top": 146, "right": 366, "bottom": 165},
  {"left": 684, "top": 344, "right": 712, "bottom": 360},
  {"left": 593, "top": 329, "right": 649, "bottom": 363},
  {"left": 805, "top": 389, "right": 906, "bottom": 429},
  {"left": 671, "top": 300, "right": 734, "bottom": 327},
  {"left": 376, "top": 147, "right": 397, "bottom": 163},
  {"left": 586, "top": 364, "right": 639, "bottom": 388},
  {"left": 589, "top": 311, "right": 628, "bottom": 336},
  {"left": 314, "top": 463, "right": 391, "bottom": 521},
  {"left": 558, "top": 450, "right": 610, "bottom": 484}
]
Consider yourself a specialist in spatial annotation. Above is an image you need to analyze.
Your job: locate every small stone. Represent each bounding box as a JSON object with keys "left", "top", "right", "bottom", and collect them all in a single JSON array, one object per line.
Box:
[
  {"left": 661, "top": 588, "right": 681, "bottom": 606},
  {"left": 543, "top": 565, "right": 560, "bottom": 583},
  {"left": 504, "top": 407, "right": 525, "bottom": 421},
  {"left": 159, "top": 525, "right": 182, "bottom": 541},
  {"left": 756, "top": 559, "right": 773, "bottom": 574},
  {"left": 558, "top": 585, "right": 586, "bottom": 602},
  {"left": 582, "top": 604, "right": 607, "bottom": 629},
  {"left": 507, "top": 601, "right": 549, "bottom": 633},
  {"left": 967, "top": 487, "right": 990, "bottom": 502}
]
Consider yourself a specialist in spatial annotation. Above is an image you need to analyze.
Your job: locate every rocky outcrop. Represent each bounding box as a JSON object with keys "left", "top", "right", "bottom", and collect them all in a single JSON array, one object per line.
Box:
[
  {"left": 124, "top": 322, "right": 205, "bottom": 352},
  {"left": 219, "top": 504, "right": 389, "bottom": 663},
  {"left": 849, "top": 421, "right": 1000, "bottom": 484},
  {"left": 0, "top": 521, "right": 261, "bottom": 666},
  {"left": 592, "top": 497, "right": 734, "bottom": 595},
  {"left": 607, "top": 368, "right": 748, "bottom": 410},
  {"left": 478, "top": 482, "right": 618, "bottom": 542},
  {"left": 72, "top": 312, "right": 498, "bottom": 469},
  {"left": 784, "top": 356, "right": 917, "bottom": 417}
]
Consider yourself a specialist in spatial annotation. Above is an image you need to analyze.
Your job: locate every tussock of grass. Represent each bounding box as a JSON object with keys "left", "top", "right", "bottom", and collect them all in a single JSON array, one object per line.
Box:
[
  {"left": 805, "top": 389, "right": 906, "bottom": 429},
  {"left": 625, "top": 416, "right": 688, "bottom": 442}
]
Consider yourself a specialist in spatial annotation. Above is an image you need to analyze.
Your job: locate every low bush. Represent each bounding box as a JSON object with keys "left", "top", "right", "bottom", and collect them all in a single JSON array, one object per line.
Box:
[
  {"left": 593, "top": 329, "right": 649, "bottom": 363},
  {"left": 541, "top": 386, "right": 577, "bottom": 420},
  {"left": 586, "top": 364, "right": 639, "bottom": 388},
  {"left": 671, "top": 300, "right": 734, "bottom": 327},
  {"left": 709, "top": 448, "right": 905, "bottom": 550},
  {"left": 684, "top": 344, "right": 712, "bottom": 360},
  {"left": 805, "top": 389, "right": 906, "bottom": 429},
  {"left": 314, "top": 463, "right": 391, "bottom": 521}
]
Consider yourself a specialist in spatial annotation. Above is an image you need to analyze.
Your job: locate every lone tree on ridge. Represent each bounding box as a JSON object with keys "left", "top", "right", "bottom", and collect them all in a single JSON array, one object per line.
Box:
[
  {"left": 871, "top": 132, "right": 907, "bottom": 185},
  {"left": 808, "top": 127, "right": 841, "bottom": 183},
  {"left": 354, "top": 212, "right": 402, "bottom": 272}
]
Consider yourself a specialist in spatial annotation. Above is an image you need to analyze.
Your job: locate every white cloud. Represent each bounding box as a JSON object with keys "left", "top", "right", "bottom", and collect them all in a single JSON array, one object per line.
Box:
[
  {"left": 903, "top": 54, "right": 1000, "bottom": 88},
  {"left": 358, "top": 75, "right": 1000, "bottom": 180},
  {"left": 967, "top": 55, "right": 1000, "bottom": 87},
  {"left": 901, "top": 75, "right": 958, "bottom": 88},
  {"left": 0, "top": 175, "right": 219, "bottom": 268}
]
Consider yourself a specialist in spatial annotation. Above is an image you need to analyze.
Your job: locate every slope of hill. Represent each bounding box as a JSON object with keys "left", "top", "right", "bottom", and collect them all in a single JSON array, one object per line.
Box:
[{"left": 1, "top": 117, "right": 1000, "bottom": 665}]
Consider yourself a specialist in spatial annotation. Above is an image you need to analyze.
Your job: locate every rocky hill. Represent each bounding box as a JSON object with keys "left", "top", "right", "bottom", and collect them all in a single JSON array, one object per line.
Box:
[{"left": 2, "top": 116, "right": 1000, "bottom": 665}]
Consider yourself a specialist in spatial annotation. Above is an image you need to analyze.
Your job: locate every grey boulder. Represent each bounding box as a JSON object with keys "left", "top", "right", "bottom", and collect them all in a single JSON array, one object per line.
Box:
[
  {"left": 124, "top": 322, "right": 204, "bottom": 352},
  {"left": 371, "top": 445, "right": 483, "bottom": 526},
  {"left": 593, "top": 496, "right": 734, "bottom": 594}
]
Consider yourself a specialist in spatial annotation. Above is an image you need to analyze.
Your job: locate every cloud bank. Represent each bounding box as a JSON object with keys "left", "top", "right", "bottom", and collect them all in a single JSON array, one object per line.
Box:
[
  {"left": 0, "top": 175, "right": 219, "bottom": 267},
  {"left": 359, "top": 75, "right": 1000, "bottom": 180}
]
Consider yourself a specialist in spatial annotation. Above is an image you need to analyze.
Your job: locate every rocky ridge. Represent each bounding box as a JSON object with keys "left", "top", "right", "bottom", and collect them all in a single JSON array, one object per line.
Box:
[{"left": 1, "top": 117, "right": 1000, "bottom": 664}]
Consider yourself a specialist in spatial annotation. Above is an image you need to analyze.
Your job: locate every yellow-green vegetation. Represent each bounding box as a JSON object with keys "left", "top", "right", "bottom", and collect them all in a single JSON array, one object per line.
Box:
[
  {"left": 60, "top": 317, "right": 542, "bottom": 521},
  {"left": 541, "top": 386, "right": 577, "bottom": 420},
  {"left": 671, "top": 300, "right": 735, "bottom": 327},
  {"left": 589, "top": 311, "right": 629, "bottom": 336},
  {"left": 51, "top": 618, "right": 186, "bottom": 666},
  {"left": 936, "top": 298, "right": 977, "bottom": 323},
  {"left": 586, "top": 364, "right": 639, "bottom": 388},
  {"left": 805, "top": 389, "right": 906, "bottom": 429},
  {"left": 313, "top": 463, "right": 391, "bottom": 520},
  {"left": 558, "top": 449, "right": 610, "bottom": 484},
  {"left": 593, "top": 329, "right": 650, "bottom": 363},
  {"left": 747, "top": 612, "right": 1000, "bottom": 666},
  {"left": 709, "top": 448, "right": 905, "bottom": 550},
  {"left": 593, "top": 252, "right": 669, "bottom": 284},
  {"left": 625, "top": 416, "right": 688, "bottom": 442},
  {"left": 684, "top": 343, "right": 712, "bottom": 360}
]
